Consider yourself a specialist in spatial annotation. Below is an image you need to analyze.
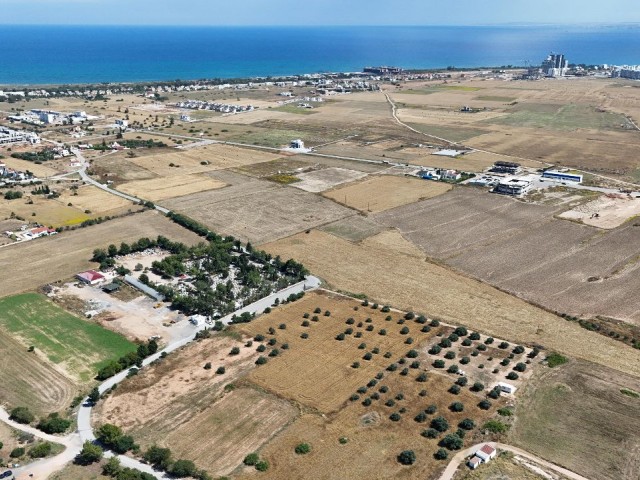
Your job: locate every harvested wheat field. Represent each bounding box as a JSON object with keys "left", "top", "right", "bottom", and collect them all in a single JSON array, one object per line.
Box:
[
  {"left": 58, "top": 185, "right": 138, "bottom": 216},
  {"left": 510, "top": 360, "right": 640, "bottom": 480},
  {"left": 118, "top": 173, "right": 227, "bottom": 202},
  {"left": 164, "top": 387, "right": 297, "bottom": 476},
  {"left": 128, "top": 143, "right": 281, "bottom": 177},
  {"left": 0, "top": 211, "right": 202, "bottom": 298},
  {"left": 0, "top": 326, "right": 78, "bottom": 414},
  {"left": 261, "top": 229, "right": 640, "bottom": 377},
  {"left": 323, "top": 175, "right": 452, "bottom": 213},
  {"left": 0, "top": 195, "right": 92, "bottom": 228},
  {"left": 163, "top": 171, "right": 354, "bottom": 244},
  {"left": 0, "top": 156, "right": 60, "bottom": 178}
]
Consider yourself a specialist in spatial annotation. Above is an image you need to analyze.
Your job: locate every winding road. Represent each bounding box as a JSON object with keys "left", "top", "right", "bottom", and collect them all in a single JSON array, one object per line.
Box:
[{"left": 3, "top": 276, "right": 320, "bottom": 480}]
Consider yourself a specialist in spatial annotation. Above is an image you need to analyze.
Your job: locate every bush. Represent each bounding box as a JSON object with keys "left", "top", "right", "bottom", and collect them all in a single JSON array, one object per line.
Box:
[
  {"left": 428, "top": 345, "right": 442, "bottom": 355},
  {"left": 440, "top": 434, "right": 463, "bottom": 450},
  {"left": 414, "top": 412, "right": 427, "bottom": 422},
  {"left": 295, "top": 443, "right": 311, "bottom": 455},
  {"left": 257, "top": 344, "right": 266, "bottom": 353},
  {"left": 478, "top": 400, "right": 492, "bottom": 410},
  {"left": 29, "top": 442, "right": 52, "bottom": 458},
  {"left": 421, "top": 325, "right": 431, "bottom": 333},
  {"left": 421, "top": 428, "right": 439, "bottom": 439},
  {"left": 482, "top": 419, "right": 510, "bottom": 434},
  {"left": 447, "top": 364, "right": 459, "bottom": 374},
  {"left": 449, "top": 402, "right": 464, "bottom": 412},
  {"left": 10, "top": 406, "right": 34, "bottom": 424},
  {"left": 410, "top": 361, "right": 421, "bottom": 369},
  {"left": 434, "top": 448, "right": 448, "bottom": 460},
  {"left": 547, "top": 352, "right": 568, "bottom": 367},
  {"left": 389, "top": 412, "right": 401, "bottom": 422},
  {"left": 448, "top": 384, "right": 460, "bottom": 394},
  {"left": 216, "top": 366, "right": 226, "bottom": 374},
  {"left": 400, "top": 368, "right": 409, "bottom": 376},
  {"left": 498, "top": 341, "right": 509, "bottom": 349},
  {"left": 498, "top": 407, "right": 514, "bottom": 417},
  {"left": 255, "top": 460, "right": 269, "bottom": 471},
  {"left": 144, "top": 445, "right": 173, "bottom": 470},
  {"left": 278, "top": 323, "right": 286, "bottom": 330},
  {"left": 461, "top": 339, "right": 472, "bottom": 347},
  {"left": 425, "top": 404, "right": 437, "bottom": 414},
  {"left": 514, "top": 362, "right": 527, "bottom": 372},
  {"left": 433, "top": 359, "right": 445, "bottom": 368},
  {"left": 229, "top": 347, "right": 240, "bottom": 356},
  {"left": 469, "top": 332, "right": 481, "bottom": 340},
  {"left": 460, "top": 356, "right": 470, "bottom": 365},
  {"left": 444, "top": 351, "right": 456, "bottom": 360},
  {"left": 300, "top": 333, "right": 309, "bottom": 339},
  {"left": 400, "top": 326, "right": 410, "bottom": 335},
  {"left": 458, "top": 418, "right": 475, "bottom": 430},
  {"left": 456, "top": 377, "right": 468, "bottom": 386},
  {"left": 351, "top": 361, "right": 360, "bottom": 369},
  {"left": 431, "top": 416, "right": 449, "bottom": 432},
  {"left": 513, "top": 345, "right": 525, "bottom": 354},
  {"left": 170, "top": 459, "right": 198, "bottom": 477},
  {"left": 385, "top": 399, "right": 396, "bottom": 407},
  {"left": 10, "top": 447, "right": 25, "bottom": 458},
  {"left": 335, "top": 333, "right": 345, "bottom": 341},
  {"left": 416, "top": 372, "right": 428, "bottom": 383},
  {"left": 471, "top": 382, "right": 485, "bottom": 392},
  {"left": 440, "top": 338, "right": 452, "bottom": 348},
  {"left": 379, "top": 329, "right": 387, "bottom": 336},
  {"left": 37, "top": 413, "right": 71, "bottom": 434},
  {"left": 448, "top": 333, "right": 459, "bottom": 342},
  {"left": 397, "top": 450, "right": 416, "bottom": 465},
  {"left": 506, "top": 371, "right": 519, "bottom": 380},
  {"left": 75, "top": 441, "right": 103, "bottom": 465},
  {"left": 379, "top": 385, "right": 389, "bottom": 393}
]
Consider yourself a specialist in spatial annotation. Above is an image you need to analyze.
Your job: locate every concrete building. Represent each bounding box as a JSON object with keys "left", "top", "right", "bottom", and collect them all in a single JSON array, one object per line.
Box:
[
  {"left": 76, "top": 270, "right": 106, "bottom": 285},
  {"left": 290, "top": 139, "right": 305, "bottom": 149},
  {"left": 542, "top": 170, "right": 583, "bottom": 183},
  {"left": 493, "top": 178, "right": 532, "bottom": 196},
  {"left": 475, "top": 444, "right": 497, "bottom": 463},
  {"left": 542, "top": 53, "right": 569, "bottom": 77},
  {"left": 467, "top": 456, "right": 482, "bottom": 469},
  {"left": 489, "top": 161, "right": 521, "bottom": 175},
  {"left": 0, "top": 127, "right": 40, "bottom": 145}
]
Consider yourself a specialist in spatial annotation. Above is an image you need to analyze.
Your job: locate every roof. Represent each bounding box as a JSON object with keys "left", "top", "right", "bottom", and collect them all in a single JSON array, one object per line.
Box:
[
  {"left": 77, "top": 270, "right": 105, "bottom": 282},
  {"left": 480, "top": 444, "right": 496, "bottom": 455},
  {"left": 468, "top": 456, "right": 482, "bottom": 465},
  {"left": 30, "top": 227, "right": 55, "bottom": 235}
]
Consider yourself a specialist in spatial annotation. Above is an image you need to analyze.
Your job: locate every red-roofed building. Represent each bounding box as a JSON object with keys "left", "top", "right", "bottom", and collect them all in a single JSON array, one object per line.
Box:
[
  {"left": 29, "top": 227, "right": 56, "bottom": 239},
  {"left": 467, "top": 456, "right": 482, "bottom": 469},
  {"left": 76, "top": 270, "right": 106, "bottom": 285},
  {"left": 475, "top": 444, "right": 497, "bottom": 462}
]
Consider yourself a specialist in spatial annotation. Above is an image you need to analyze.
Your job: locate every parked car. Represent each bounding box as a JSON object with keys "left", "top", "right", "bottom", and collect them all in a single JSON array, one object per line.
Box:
[{"left": 0, "top": 470, "right": 13, "bottom": 479}]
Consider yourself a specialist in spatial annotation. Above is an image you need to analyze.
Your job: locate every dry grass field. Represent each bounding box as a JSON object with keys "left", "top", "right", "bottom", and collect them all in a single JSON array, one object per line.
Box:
[
  {"left": 230, "top": 290, "right": 506, "bottom": 480},
  {"left": 453, "top": 453, "right": 569, "bottom": 480},
  {"left": 510, "top": 360, "right": 640, "bottom": 480},
  {"left": 164, "top": 387, "right": 297, "bottom": 475},
  {"left": 0, "top": 156, "right": 60, "bottom": 178},
  {"left": 293, "top": 167, "right": 368, "bottom": 193},
  {"left": 163, "top": 170, "right": 354, "bottom": 244},
  {"left": 261, "top": 229, "right": 640, "bottom": 377},
  {"left": 118, "top": 173, "right": 227, "bottom": 202},
  {"left": 0, "top": 194, "right": 94, "bottom": 228},
  {"left": 0, "top": 325, "right": 78, "bottom": 415},
  {"left": 319, "top": 216, "right": 384, "bottom": 242},
  {"left": 323, "top": 175, "right": 452, "bottom": 213},
  {"left": 96, "top": 335, "right": 297, "bottom": 476},
  {"left": 376, "top": 187, "right": 640, "bottom": 325},
  {"left": 0, "top": 211, "right": 202, "bottom": 298},
  {"left": 57, "top": 185, "right": 138, "bottom": 217}
]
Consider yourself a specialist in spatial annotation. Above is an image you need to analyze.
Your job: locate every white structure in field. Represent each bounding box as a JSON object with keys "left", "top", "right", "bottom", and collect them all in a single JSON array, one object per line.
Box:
[
  {"left": 475, "top": 444, "right": 497, "bottom": 462},
  {"left": 290, "top": 139, "right": 305, "bottom": 149},
  {"left": 0, "top": 126, "right": 40, "bottom": 145},
  {"left": 493, "top": 178, "right": 531, "bottom": 197},
  {"left": 496, "top": 382, "right": 517, "bottom": 395}
]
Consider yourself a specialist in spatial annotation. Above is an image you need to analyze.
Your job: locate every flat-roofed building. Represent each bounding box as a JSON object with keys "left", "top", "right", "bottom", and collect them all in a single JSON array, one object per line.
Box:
[{"left": 493, "top": 178, "right": 532, "bottom": 196}]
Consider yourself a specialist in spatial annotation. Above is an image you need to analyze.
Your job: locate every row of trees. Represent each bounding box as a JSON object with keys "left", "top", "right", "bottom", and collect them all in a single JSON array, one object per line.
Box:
[
  {"left": 9, "top": 407, "right": 71, "bottom": 435},
  {"left": 96, "top": 338, "right": 158, "bottom": 380}
]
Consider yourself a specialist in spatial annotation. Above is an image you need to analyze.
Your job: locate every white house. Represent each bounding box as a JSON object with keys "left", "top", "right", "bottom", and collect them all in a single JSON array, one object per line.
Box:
[
  {"left": 467, "top": 456, "right": 482, "bottom": 469},
  {"left": 475, "top": 444, "right": 497, "bottom": 463},
  {"left": 290, "top": 139, "right": 305, "bottom": 149}
]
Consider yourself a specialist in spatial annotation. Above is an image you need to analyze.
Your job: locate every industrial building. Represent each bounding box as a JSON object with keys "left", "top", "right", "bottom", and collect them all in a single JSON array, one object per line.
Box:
[
  {"left": 542, "top": 170, "right": 583, "bottom": 183},
  {"left": 542, "top": 53, "right": 569, "bottom": 77},
  {"left": 489, "top": 161, "right": 521, "bottom": 175},
  {"left": 493, "top": 178, "right": 532, "bottom": 196}
]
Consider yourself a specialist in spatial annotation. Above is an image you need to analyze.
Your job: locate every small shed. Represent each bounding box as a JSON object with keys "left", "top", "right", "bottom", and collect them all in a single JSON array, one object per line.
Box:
[
  {"left": 467, "top": 456, "right": 482, "bottom": 469},
  {"left": 497, "top": 382, "right": 517, "bottom": 395},
  {"left": 102, "top": 282, "right": 121, "bottom": 294}
]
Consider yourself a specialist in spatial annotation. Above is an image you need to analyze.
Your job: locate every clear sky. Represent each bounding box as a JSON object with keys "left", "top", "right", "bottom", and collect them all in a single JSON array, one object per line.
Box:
[{"left": 1, "top": 0, "right": 640, "bottom": 26}]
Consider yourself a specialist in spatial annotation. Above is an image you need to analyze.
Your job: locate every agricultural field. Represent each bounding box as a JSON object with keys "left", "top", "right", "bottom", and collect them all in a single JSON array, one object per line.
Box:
[
  {"left": 319, "top": 215, "right": 384, "bottom": 242},
  {"left": 48, "top": 462, "right": 109, "bottom": 480},
  {"left": 0, "top": 293, "right": 136, "bottom": 382},
  {"left": 261, "top": 229, "right": 640, "bottom": 377},
  {"left": 0, "top": 211, "right": 203, "bottom": 298},
  {"left": 375, "top": 187, "right": 640, "bottom": 325},
  {"left": 323, "top": 175, "right": 452, "bottom": 213},
  {"left": 57, "top": 185, "right": 139, "bottom": 217},
  {"left": 509, "top": 360, "right": 640, "bottom": 480},
  {"left": 0, "top": 195, "right": 92, "bottom": 229},
  {"left": 557, "top": 194, "right": 640, "bottom": 229},
  {"left": 162, "top": 170, "right": 354, "bottom": 244},
  {"left": 233, "top": 290, "right": 510, "bottom": 479},
  {"left": 95, "top": 335, "right": 296, "bottom": 476},
  {"left": 292, "top": 167, "right": 368, "bottom": 193},
  {"left": 0, "top": 324, "right": 78, "bottom": 414},
  {"left": 118, "top": 173, "right": 227, "bottom": 202}
]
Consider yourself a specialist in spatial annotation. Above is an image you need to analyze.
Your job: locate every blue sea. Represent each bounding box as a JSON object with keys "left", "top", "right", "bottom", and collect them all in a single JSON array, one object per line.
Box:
[{"left": 0, "top": 25, "right": 639, "bottom": 85}]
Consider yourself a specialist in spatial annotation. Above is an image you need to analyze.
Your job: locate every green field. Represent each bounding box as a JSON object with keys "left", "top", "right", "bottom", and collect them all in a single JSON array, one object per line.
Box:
[
  {"left": 476, "top": 95, "right": 517, "bottom": 102},
  {"left": 272, "top": 103, "right": 320, "bottom": 115},
  {"left": 487, "top": 104, "right": 633, "bottom": 131},
  {"left": 0, "top": 293, "right": 136, "bottom": 382}
]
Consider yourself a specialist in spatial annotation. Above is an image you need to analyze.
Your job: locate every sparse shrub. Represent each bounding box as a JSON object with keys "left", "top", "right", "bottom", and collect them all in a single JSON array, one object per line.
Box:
[
  {"left": 301, "top": 333, "right": 309, "bottom": 339},
  {"left": 421, "top": 428, "right": 438, "bottom": 439},
  {"left": 471, "top": 382, "right": 484, "bottom": 392},
  {"left": 433, "top": 359, "right": 445, "bottom": 368},
  {"left": 229, "top": 347, "right": 240, "bottom": 356},
  {"left": 449, "top": 385, "right": 460, "bottom": 395},
  {"left": 507, "top": 372, "right": 519, "bottom": 380},
  {"left": 295, "top": 443, "right": 311, "bottom": 455},
  {"left": 389, "top": 412, "right": 401, "bottom": 422},
  {"left": 514, "top": 362, "right": 527, "bottom": 372},
  {"left": 421, "top": 325, "right": 431, "bottom": 333},
  {"left": 216, "top": 366, "right": 226, "bottom": 374},
  {"left": 256, "top": 356, "right": 267, "bottom": 365},
  {"left": 454, "top": 327, "right": 468, "bottom": 336},
  {"left": 431, "top": 416, "right": 449, "bottom": 432},
  {"left": 440, "top": 434, "right": 463, "bottom": 451},
  {"left": 444, "top": 351, "right": 456, "bottom": 360},
  {"left": 397, "top": 450, "right": 415, "bottom": 465},
  {"left": 456, "top": 377, "right": 468, "bottom": 386},
  {"left": 458, "top": 418, "right": 475, "bottom": 430},
  {"left": 416, "top": 372, "right": 428, "bottom": 382},
  {"left": 379, "top": 329, "right": 387, "bottom": 336},
  {"left": 429, "top": 345, "right": 442, "bottom": 355},
  {"left": 513, "top": 345, "right": 525, "bottom": 354},
  {"left": 498, "top": 341, "right": 509, "bottom": 349},
  {"left": 415, "top": 412, "right": 427, "bottom": 423},
  {"left": 469, "top": 332, "right": 481, "bottom": 340},
  {"left": 400, "top": 326, "right": 410, "bottom": 335},
  {"left": 478, "top": 400, "right": 492, "bottom": 410},
  {"left": 204, "top": 362, "right": 212, "bottom": 370},
  {"left": 447, "top": 364, "right": 459, "bottom": 374},
  {"left": 434, "top": 448, "right": 448, "bottom": 460},
  {"left": 460, "top": 356, "right": 470, "bottom": 365}
]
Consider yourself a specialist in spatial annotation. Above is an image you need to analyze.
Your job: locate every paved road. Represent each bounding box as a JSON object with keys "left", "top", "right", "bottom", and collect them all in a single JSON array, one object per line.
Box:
[
  {"left": 438, "top": 442, "right": 591, "bottom": 480},
  {"left": 2, "top": 276, "right": 320, "bottom": 479}
]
